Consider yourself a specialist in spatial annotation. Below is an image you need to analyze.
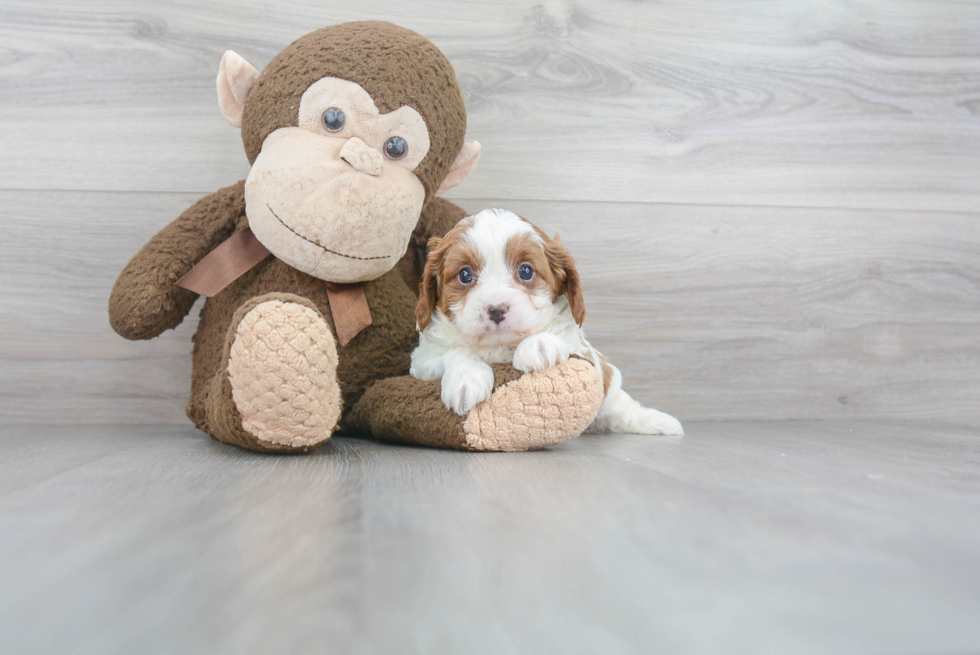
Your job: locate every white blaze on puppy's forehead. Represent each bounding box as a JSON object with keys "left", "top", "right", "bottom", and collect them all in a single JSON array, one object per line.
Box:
[{"left": 462, "top": 209, "right": 541, "bottom": 278}]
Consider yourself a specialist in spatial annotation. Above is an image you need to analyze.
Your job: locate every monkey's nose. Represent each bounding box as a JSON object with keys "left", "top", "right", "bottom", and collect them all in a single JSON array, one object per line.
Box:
[
  {"left": 339, "top": 137, "right": 383, "bottom": 176},
  {"left": 487, "top": 304, "right": 508, "bottom": 325}
]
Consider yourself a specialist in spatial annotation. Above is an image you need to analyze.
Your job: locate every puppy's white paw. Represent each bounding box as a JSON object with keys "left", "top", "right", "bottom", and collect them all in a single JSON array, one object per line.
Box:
[
  {"left": 629, "top": 408, "right": 685, "bottom": 436},
  {"left": 441, "top": 361, "right": 495, "bottom": 415},
  {"left": 513, "top": 333, "right": 570, "bottom": 373}
]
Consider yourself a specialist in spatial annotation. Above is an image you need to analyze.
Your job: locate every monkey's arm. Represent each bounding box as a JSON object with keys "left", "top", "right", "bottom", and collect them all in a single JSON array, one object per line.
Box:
[
  {"left": 345, "top": 358, "right": 604, "bottom": 451},
  {"left": 109, "top": 181, "right": 246, "bottom": 340}
]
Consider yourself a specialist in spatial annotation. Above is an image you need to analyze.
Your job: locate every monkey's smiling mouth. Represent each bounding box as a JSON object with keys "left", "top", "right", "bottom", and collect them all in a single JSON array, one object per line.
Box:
[{"left": 266, "top": 204, "right": 392, "bottom": 261}]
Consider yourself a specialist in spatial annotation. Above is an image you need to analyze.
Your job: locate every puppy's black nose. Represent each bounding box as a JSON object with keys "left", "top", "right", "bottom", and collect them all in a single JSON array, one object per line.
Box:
[{"left": 487, "top": 305, "right": 507, "bottom": 325}]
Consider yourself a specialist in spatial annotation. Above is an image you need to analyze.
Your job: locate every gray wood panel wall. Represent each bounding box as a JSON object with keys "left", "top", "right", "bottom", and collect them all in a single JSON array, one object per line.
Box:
[{"left": 2, "top": 0, "right": 979, "bottom": 425}]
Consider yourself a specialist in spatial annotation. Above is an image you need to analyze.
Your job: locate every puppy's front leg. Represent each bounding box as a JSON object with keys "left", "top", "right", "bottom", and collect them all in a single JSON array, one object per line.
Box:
[
  {"left": 513, "top": 332, "right": 570, "bottom": 373},
  {"left": 440, "top": 349, "right": 495, "bottom": 415}
]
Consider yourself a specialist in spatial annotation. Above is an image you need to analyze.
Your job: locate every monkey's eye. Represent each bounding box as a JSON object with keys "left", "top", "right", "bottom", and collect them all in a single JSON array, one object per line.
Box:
[
  {"left": 322, "top": 107, "right": 346, "bottom": 132},
  {"left": 518, "top": 263, "right": 534, "bottom": 281},
  {"left": 384, "top": 136, "right": 408, "bottom": 160},
  {"left": 458, "top": 267, "right": 474, "bottom": 285}
]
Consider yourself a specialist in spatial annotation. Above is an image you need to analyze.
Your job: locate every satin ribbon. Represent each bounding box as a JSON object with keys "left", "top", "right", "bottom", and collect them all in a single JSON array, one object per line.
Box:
[
  {"left": 176, "top": 228, "right": 271, "bottom": 297},
  {"left": 324, "top": 283, "right": 373, "bottom": 346},
  {"left": 176, "top": 227, "right": 372, "bottom": 346}
]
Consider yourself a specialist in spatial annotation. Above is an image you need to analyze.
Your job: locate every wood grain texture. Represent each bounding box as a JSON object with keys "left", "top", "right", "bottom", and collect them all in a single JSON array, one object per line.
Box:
[
  {"left": 1, "top": 1, "right": 978, "bottom": 425},
  {"left": 0, "top": 422, "right": 978, "bottom": 654},
  {"left": 0, "top": 191, "right": 203, "bottom": 425},
  {"left": 456, "top": 198, "right": 980, "bottom": 425},
  {"left": 2, "top": 190, "right": 977, "bottom": 425},
  {"left": 1, "top": 0, "right": 979, "bottom": 210}
]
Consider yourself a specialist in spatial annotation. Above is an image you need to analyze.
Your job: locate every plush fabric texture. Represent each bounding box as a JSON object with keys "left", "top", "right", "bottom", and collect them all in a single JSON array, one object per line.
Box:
[
  {"left": 436, "top": 141, "right": 481, "bottom": 195},
  {"left": 109, "top": 181, "right": 247, "bottom": 340},
  {"left": 463, "top": 358, "right": 603, "bottom": 451},
  {"left": 344, "top": 364, "right": 521, "bottom": 449},
  {"left": 184, "top": 201, "right": 421, "bottom": 438},
  {"left": 241, "top": 21, "right": 466, "bottom": 203},
  {"left": 227, "top": 297, "right": 342, "bottom": 448},
  {"left": 109, "top": 180, "right": 464, "bottom": 452},
  {"left": 202, "top": 294, "right": 320, "bottom": 454},
  {"left": 345, "top": 357, "right": 604, "bottom": 452},
  {"left": 244, "top": 126, "right": 425, "bottom": 282},
  {"left": 109, "top": 23, "right": 599, "bottom": 454},
  {"left": 295, "top": 78, "right": 431, "bottom": 171},
  {"left": 217, "top": 50, "right": 260, "bottom": 128}
]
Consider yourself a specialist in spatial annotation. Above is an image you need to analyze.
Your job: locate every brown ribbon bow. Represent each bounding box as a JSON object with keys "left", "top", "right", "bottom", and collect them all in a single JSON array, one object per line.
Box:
[{"left": 176, "top": 227, "right": 372, "bottom": 346}]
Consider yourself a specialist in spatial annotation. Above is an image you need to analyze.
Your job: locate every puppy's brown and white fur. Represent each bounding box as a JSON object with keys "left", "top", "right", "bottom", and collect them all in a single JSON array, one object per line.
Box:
[{"left": 411, "top": 208, "right": 683, "bottom": 435}]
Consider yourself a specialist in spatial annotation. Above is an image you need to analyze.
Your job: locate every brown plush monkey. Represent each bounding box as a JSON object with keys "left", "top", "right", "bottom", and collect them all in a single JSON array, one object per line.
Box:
[{"left": 109, "top": 22, "right": 603, "bottom": 453}]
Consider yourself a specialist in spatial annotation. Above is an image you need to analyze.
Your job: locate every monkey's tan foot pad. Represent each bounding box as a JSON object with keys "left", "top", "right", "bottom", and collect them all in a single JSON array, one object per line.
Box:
[
  {"left": 224, "top": 295, "right": 342, "bottom": 450},
  {"left": 344, "top": 358, "right": 603, "bottom": 452}
]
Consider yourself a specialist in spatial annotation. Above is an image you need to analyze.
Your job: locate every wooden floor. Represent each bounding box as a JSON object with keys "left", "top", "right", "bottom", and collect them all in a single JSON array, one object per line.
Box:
[{"left": 1, "top": 422, "right": 978, "bottom": 654}]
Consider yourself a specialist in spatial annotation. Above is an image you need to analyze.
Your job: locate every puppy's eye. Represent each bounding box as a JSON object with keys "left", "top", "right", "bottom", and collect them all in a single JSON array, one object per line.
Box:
[
  {"left": 323, "top": 107, "right": 346, "bottom": 132},
  {"left": 458, "top": 267, "right": 474, "bottom": 284},
  {"left": 384, "top": 136, "right": 408, "bottom": 160},
  {"left": 518, "top": 263, "right": 534, "bottom": 281}
]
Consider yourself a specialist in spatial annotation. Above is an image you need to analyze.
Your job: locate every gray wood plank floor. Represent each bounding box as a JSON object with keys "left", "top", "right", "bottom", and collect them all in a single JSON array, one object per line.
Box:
[{"left": 1, "top": 422, "right": 978, "bottom": 654}]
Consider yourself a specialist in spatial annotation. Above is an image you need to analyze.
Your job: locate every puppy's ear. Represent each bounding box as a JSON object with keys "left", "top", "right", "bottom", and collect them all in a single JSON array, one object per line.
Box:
[
  {"left": 416, "top": 237, "right": 443, "bottom": 330},
  {"left": 544, "top": 233, "right": 587, "bottom": 326}
]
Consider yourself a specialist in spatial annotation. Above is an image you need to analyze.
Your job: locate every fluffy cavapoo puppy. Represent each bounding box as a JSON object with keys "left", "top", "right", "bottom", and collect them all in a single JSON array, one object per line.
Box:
[{"left": 410, "top": 208, "right": 683, "bottom": 435}]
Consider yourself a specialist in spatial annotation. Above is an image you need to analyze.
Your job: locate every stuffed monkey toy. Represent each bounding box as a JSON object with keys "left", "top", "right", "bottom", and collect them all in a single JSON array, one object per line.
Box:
[{"left": 109, "top": 22, "right": 603, "bottom": 453}]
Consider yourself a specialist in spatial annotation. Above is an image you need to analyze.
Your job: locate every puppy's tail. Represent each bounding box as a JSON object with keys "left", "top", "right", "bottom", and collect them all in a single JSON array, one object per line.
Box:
[{"left": 587, "top": 363, "right": 684, "bottom": 435}]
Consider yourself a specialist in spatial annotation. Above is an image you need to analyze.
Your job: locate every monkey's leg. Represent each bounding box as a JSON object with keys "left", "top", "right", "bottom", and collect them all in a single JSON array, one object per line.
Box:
[
  {"left": 202, "top": 293, "right": 342, "bottom": 453},
  {"left": 344, "top": 357, "right": 604, "bottom": 452}
]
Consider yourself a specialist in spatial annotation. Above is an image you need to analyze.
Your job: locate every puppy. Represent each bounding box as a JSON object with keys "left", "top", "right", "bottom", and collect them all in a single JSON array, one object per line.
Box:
[{"left": 410, "top": 208, "right": 683, "bottom": 436}]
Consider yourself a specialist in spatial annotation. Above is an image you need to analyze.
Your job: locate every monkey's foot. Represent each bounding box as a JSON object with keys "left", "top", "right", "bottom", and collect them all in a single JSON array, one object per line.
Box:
[
  {"left": 204, "top": 293, "right": 341, "bottom": 453},
  {"left": 345, "top": 357, "right": 604, "bottom": 452}
]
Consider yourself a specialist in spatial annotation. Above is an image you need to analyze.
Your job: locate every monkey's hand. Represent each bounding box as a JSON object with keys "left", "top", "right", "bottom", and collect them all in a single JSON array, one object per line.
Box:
[{"left": 109, "top": 181, "right": 246, "bottom": 340}]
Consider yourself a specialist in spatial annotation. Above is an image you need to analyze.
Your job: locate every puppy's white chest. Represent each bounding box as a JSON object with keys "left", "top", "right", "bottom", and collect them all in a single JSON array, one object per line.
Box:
[{"left": 474, "top": 343, "right": 517, "bottom": 365}]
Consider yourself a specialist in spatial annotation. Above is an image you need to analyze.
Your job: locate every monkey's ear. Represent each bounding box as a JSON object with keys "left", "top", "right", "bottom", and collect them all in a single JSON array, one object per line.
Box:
[
  {"left": 437, "top": 141, "right": 481, "bottom": 195},
  {"left": 216, "top": 50, "right": 260, "bottom": 128}
]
